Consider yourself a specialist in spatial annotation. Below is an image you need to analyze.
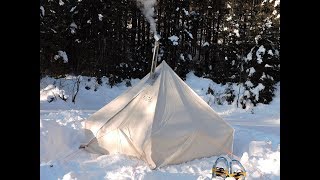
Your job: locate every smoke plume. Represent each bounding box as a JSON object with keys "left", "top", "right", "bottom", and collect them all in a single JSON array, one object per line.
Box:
[{"left": 136, "top": 0, "right": 160, "bottom": 39}]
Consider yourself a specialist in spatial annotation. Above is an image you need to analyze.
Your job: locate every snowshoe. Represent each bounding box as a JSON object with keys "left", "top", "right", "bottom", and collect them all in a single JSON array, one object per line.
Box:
[
  {"left": 212, "top": 156, "right": 230, "bottom": 179},
  {"left": 229, "top": 159, "right": 246, "bottom": 180}
]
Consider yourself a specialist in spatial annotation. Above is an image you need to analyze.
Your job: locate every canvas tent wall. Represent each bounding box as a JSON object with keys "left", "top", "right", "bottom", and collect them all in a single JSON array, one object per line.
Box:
[{"left": 82, "top": 61, "right": 234, "bottom": 169}]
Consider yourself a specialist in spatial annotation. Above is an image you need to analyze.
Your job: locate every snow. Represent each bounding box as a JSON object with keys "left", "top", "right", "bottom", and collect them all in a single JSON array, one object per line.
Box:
[
  {"left": 62, "top": 172, "right": 77, "bottom": 180},
  {"left": 51, "top": 28, "right": 57, "bottom": 33},
  {"left": 70, "top": 22, "right": 77, "bottom": 34},
  {"left": 256, "top": 45, "right": 266, "bottom": 64},
  {"left": 70, "top": 6, "right": 77, "bottom": 13},
  {"left": 245, "top": 48, "right": 254, "bottom": 61},
  {"left": 59, "top": 0, "right": 64, "bottom": 6},
  {"left": 184, "top": 30, "right": 193, "bottom": 39},
  {"left": 87, "top": 19, "right": 91, "bottom": 24},
  {"left": 40, "top": 6, "right": 45, "bottom": 16},
  {"left": 255, "top": 35, "right": 261, "bottom": 44},
  {"left": 40, "top": 73, "right": 280, "bottom": 180},
  {"left": 217, "top": 38, "right": 223, "bottom": 44},
  {"left": 40, "top": 84, "right": 69, "bottom": 102},
  {"left": 168, "top": 35, "right": 178, "bottom": 42},
  {"left": 168, "top": 35, "right": 179, "bottom": 45},
  {"left": 274, "top": 0, "right": 280, "bottom": 7},
  {"left": 60, "top": 51, "right": 68, "bottom": 63},
  {"left": 262, "top": 73, "right": 274, "bottom": 81},
  {"left": 247, "top": 141, "right": 279, "bottom": 175},
  {"left": 202, "top": 42, "right": 209, "bottom": 47},
  {"left": 252, "top": 83, "right": 265, "bottom": 101},
  {"left": 54, "top": 51, "right": 68, "bottom": 63},
  {"left": 183, "top": 8, "right": 189, "bottom": 16},
  {"left": 180, "top": 54, "right": 185, "bottom": 61},
  {"left": 249, "top": 141, "right": 271, "bottom": 157},
  {"left": 244, "top": 90, "right": 250, "bottom": 97},
  {"left": 247, "top": 67, "right": 256, "bottom": 77},
  {"left": 268, "top": 49, "right": 274, "bottom": 56},
  {"left": 54, "top": 55, "right": 59, "bottom": 60},
  {"left": 98, "top": 14, "right": 103, "bottom": 21},
  {"left": 261, "top": 0, "right": 267, "bottom": 5},
  {"left": 233, "top": 29, "right": 240, "bottom": 37},
  {"left": 265, "top": 19, "right": 272, "bottom": 28},
  {"left": 265, "top": 64, "right": 272, "bottom": 68},
  {"left": 245, "top": 81, "right": 254, "bottom": 88},
  {"left": 272, "top": 10, "right": 277, "bottom": 15}
]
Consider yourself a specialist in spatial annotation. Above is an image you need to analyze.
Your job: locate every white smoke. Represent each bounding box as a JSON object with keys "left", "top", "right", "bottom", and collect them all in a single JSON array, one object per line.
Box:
[{"left": 136, "top": 0, "right": 160, "bottom": 39}]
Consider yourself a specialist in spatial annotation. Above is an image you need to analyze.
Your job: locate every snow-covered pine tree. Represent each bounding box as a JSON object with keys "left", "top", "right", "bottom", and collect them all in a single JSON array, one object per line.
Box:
[{"left": 239, "top": 0, "right": 280, "bottom": 107}]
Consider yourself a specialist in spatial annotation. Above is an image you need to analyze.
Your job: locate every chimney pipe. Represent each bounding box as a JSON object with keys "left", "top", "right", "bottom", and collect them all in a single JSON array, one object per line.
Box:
[{"left": 150, "top": 35, "right": 161, "bottom": 78}]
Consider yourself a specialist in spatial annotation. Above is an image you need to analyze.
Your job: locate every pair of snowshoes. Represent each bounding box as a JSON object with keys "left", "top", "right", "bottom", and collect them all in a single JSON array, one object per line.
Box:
[{"left": 212, "top": 156, "right": 246, "bottom": 180}]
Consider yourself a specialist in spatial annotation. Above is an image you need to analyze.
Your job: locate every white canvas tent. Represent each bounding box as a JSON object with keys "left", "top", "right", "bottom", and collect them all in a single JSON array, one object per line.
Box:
[{"left": 82, "top": 60, "right": 234, "bottom": 169}]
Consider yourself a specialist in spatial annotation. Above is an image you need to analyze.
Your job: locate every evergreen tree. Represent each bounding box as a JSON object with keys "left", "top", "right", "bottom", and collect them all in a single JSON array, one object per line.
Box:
[{"left": 40, "top": 0, "right": 280, "bottom": 106}]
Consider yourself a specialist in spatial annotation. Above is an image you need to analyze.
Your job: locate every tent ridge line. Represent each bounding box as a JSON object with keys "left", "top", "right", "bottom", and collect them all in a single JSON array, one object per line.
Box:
[
  {"left": 142, "top": 61, "right": 164, "bottom": 151},
  {"left": 167, "top": 64, "right": 196, "bottom": 124}
]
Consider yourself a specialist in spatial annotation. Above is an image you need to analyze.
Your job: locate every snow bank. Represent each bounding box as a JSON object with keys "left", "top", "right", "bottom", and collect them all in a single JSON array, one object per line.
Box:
[
  {"left": 40, "top": 76, "right": 141, "bottom": 110},
  {"left": 240, "top": 141, "right": 280, "bottom": 179},
  {"left": 40, "top": 111, "right": 86, "bottom": 163},
  {"left": 40, "top": 84, "right": 68, "bottom": 102}
]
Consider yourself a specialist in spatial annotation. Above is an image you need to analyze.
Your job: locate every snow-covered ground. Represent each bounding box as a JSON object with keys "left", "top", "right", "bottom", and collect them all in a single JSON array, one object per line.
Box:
[{"left": 40, "top": 72, "right": 280, "bottom": 180}]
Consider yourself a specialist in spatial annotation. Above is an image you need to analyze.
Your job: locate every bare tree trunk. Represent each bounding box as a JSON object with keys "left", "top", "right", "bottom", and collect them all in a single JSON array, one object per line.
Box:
[{"left": 72, "top": 76, "right": 81, "bottom": 104}]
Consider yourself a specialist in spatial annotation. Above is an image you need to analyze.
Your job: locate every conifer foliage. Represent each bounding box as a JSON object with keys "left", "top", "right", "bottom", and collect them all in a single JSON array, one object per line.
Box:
[{"left": 40, "top": 0, "right": 280, "bottom": 108}]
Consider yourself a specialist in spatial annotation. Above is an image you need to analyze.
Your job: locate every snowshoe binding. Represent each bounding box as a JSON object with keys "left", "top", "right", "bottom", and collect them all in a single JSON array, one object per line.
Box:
[
  {"left": 229, "top": 159, "right": 246, "bottom": 180},
  {"left": 212, "top": 156, "right": 230, "bottom": 179}
]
